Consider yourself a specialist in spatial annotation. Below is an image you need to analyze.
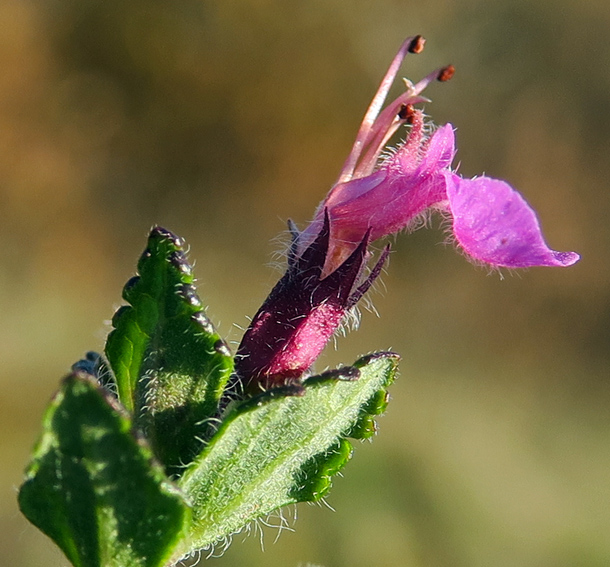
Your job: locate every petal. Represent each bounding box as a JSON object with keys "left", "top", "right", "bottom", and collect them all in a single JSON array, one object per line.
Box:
[
  {"left": 324, "top": 169, "right": 389, "bottom": 210},
  {"left": 390, "top": 122, "right": 455, "bottom": 176},
  {"left": 412, "top": 123, "right": 456, "bottom": 176},
  {"left": 301, "top": 124, "right": 457, "bottom": 268},
  {"left": 446, "top": 173, "right": 580, "bottom": 268},
  {"left": 298, "top": 170, "right": 388, "bottom": 259},
  {"left": 329, "top": 127, "right": 456, "bottom": 243},
  {"left": 329, "top": 169, "right": 448, "bottom": 245}
]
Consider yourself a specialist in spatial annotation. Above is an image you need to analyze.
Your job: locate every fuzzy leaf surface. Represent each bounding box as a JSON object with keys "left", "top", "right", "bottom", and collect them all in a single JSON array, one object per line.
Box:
[
  {"left": 175, "top": 352, "right": 398, "bottom": 556},
  {"left": 18, "top": 372, "right": 190, "bottom": 567},
  {"left": 105, "top": 227, "right": 234, "bottom": 474}
]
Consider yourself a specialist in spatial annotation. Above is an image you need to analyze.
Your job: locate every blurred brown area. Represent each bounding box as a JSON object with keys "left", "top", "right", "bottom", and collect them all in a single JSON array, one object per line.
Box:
[{"left": 1, "top": 1, "right": 608, "bottom": 566}]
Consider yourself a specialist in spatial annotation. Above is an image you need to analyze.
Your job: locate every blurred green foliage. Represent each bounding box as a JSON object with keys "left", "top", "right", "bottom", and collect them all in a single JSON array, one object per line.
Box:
[{"left": 2, "top": 0, "right": 608, "bottom": 566}]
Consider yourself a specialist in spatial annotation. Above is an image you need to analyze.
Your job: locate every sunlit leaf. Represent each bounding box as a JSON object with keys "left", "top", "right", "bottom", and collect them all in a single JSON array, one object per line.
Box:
[
  {"left": 174, "top": 352, "right": 398, "bottom": 557},
  {"left": 105, "top": 227, "right": 234, "bottom": 474}
]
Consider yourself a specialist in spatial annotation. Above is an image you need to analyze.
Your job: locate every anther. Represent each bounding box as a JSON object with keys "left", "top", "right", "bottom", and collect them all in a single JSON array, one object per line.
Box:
[
  {"left": 397, "top": 103, "right": 416, "bottom": 124},
  {"left": 407, "top": 35, "right": 426, "bottom": 54},
  {"left": 437, "top": 65, "right": 455, "bottom": 82}
]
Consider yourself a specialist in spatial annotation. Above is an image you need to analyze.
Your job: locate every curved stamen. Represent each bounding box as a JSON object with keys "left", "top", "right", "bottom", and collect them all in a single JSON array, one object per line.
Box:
[
  {"left": 353, "top": 97, "right": 426, "bottom": 178},
  {"left": 411, "top": 65, "right": 455, "bottom": 96},
  {"left": 337, "top": 35, "right": 426, "bottom": 184},
  {"left": 351, "top": 66, "right": 453, "bottom": 179}
]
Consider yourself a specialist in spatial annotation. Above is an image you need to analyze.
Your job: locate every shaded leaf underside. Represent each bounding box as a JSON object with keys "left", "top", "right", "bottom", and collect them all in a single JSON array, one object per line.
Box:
[{"left": 18, "top": 372, "right": 189, "bottom": 567}]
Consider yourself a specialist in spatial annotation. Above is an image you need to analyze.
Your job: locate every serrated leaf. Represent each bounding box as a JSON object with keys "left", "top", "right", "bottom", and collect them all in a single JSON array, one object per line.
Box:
[
  {"left": 18, "top": 372, "right": 190, "bottom": 567},
  {"left": 291, "top": 438, "right": 353, "bottom": 502},
  {"left": 174, "top": 352, "right": 398, "bottom": 556},
  {"left": 105, "top": 227, "right": 234, "bottom": 475},
  {"left": 346, "top": 388, "right": 390, "bottom": 440}
]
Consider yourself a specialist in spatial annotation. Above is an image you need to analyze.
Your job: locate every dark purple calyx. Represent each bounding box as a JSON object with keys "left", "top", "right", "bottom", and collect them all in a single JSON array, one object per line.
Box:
[{"left": 235, "top": 211, "right": 389, "bottom": 391}]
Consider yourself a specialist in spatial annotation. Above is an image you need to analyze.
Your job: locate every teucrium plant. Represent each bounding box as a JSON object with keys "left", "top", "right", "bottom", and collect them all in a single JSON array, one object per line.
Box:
[{"left": 19, "top": 36, "right": 578, "bottom": 567}]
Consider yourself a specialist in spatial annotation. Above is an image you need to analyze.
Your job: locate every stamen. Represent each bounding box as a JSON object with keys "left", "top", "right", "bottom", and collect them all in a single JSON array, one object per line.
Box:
[
  {"left": 353, "top": 114, "right": 402, "bottom": 177},
  {"left": 407, "top": 35, "right": 426, "bottom": 54},
  {"left": 353, "top": 101, "right": 424, "bottom": 178},
  {"left": 348, "top": 64, "right": 454, "bottom": 179},
  {"left": 397, "top": 103, "right": 416, "bottom": 124},
  {"left": 437, "top": 65, "right": 455, "bottom": 82},
  {"left": 337, "top": 36, "right": 425, "bottom": 184},
  {"left": 410, "top": 66, "right": 453, "bottom": 96}
]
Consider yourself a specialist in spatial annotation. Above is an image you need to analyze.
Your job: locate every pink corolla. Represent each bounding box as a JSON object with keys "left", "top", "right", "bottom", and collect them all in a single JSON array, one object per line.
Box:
[
  {"left": 235, "top": 36, "right": 579, "bottom": 390},
  {"left": 301, "top": 35, "right": 579, "bottom": 273}
]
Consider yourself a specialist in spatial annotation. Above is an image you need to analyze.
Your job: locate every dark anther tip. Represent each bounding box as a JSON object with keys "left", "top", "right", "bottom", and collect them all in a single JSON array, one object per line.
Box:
[
  {"left": 437, "top": 65, "right": 455, "bottom": 82},
  {"left": 398, "top": 103, "right": 416, "bottom": 124},
  {"left": 408, "top": 35, "right": 426, "bottom": 54}
]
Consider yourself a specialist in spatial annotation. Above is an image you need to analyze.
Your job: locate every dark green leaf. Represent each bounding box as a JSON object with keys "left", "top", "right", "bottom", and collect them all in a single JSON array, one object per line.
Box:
[
  {"left": 105, "top": 227, "right": 234, "bottom": 474},
  {"left": 18, "top": 372, "right": 190, "bottom": 567},
  {"left": 174, "top": 352, "right": 398, "bottom": 556}
]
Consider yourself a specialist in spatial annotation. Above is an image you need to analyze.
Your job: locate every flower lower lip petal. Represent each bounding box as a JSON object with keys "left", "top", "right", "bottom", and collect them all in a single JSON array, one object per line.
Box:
[{"left": 446, "top": 174, "right": 580, "bottom": 268}]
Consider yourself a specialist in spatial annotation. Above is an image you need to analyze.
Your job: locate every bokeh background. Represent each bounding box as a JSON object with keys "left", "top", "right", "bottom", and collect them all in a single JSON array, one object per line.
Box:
[{"left": 2, "top": 1, "right": 608, "bottom": 566}]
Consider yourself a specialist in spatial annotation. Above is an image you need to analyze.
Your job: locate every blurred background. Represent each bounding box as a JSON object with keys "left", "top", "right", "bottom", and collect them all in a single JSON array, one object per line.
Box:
[{"left": 1, "top": 0, "right": 608, "bottom": 566}]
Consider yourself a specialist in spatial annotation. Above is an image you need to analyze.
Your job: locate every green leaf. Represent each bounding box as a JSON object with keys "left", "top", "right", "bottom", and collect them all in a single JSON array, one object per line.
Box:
[
  {"left": 174, "top": 352, "right": 398, "bottom": 557},
  {"left": 18, "top": 372, "right": 190, "bottom": 567},
  {"left": 105, "top": 227, "right": 234, "bottom": 475}
]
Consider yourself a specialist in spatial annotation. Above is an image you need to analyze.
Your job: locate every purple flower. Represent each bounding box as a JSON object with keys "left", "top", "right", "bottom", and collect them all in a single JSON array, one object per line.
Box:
[
  {"left": 236, "top": 36, "right": 579, "bottom": 389},
  {"left": 300, "top": 36, "right": 579, "bottom": 273}
]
